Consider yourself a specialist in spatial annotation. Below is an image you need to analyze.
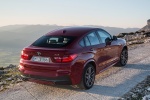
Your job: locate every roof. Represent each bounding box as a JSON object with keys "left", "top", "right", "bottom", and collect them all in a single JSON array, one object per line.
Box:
[{"left": 45, "top": 27, "right": 99, "bottom": 37}]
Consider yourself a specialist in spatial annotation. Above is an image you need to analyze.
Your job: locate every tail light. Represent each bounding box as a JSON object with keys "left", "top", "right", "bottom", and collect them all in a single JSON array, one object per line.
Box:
[
  {"left": 54, "top": 54, "right": 78, "bottom": 63},
  {"left": 21, "top": 50, "right": 29, "bottom": 60}
]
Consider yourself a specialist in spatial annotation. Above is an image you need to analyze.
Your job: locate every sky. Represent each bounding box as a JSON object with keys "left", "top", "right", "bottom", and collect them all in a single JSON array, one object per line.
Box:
[{"left": 0, "top": 0, "right": 150, "bottom": 28}]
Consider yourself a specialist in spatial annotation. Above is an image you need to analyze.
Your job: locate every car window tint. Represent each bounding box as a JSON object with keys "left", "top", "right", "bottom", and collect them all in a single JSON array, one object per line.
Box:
[
  {"left": 79, "top": 39, "right": 85, "bottom": 47},
  {"left": 84, "top": 36, "right": 91, "bottom": 46},
  {"left": 87, "top": 32, "right": 100, "bottom": 45},
  {"left": 97, "top": 31, "right": 111, "bottom": 43},
  {"left": 32, "top": 36, "right": 75, "bottom": 48}
]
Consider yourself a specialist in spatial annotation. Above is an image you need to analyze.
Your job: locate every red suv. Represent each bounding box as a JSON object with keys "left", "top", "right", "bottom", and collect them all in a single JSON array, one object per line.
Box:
[{"left": 19, "top": 27, "right": 128, "bottom": 89}]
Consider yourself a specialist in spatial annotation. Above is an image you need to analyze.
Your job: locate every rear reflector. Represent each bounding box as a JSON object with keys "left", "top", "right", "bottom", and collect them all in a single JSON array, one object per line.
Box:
[{"left": 54, "top": 54, "right": 77, "bottom": 63}]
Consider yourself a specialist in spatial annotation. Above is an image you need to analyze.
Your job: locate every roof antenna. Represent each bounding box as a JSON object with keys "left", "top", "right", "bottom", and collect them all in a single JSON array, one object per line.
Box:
[{"left": 62, "top": 30, "right": 66, "bottom": 34}]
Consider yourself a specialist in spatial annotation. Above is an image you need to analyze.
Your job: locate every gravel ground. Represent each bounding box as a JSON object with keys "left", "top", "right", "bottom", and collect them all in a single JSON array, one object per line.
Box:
[{"left": 0, "top": 43, "right": 150, "bottom": 100}]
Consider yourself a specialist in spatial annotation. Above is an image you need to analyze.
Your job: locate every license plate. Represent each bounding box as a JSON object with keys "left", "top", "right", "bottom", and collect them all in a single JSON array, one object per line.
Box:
[{"left": 31, "top": 56, "right": 50, "bottom": 63}]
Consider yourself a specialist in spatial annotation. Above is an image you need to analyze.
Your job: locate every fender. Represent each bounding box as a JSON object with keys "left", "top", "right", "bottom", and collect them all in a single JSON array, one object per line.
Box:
[
  {"left": 83, "top": 58, "right": 97, "bottom": 74},
  {"left": 117, "top": 38, "right": 128, "bottom": 54},
  {"left": 83, "top": 58, "right": 96, "bottom": 67}
]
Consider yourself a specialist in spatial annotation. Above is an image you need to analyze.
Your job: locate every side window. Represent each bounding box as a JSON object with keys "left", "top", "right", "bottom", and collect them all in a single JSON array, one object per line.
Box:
[
  {"left": 84, "top": 36, "right": 90, "bottom": 46},
  {"left": 87, "top": 32, "right": 100, "bottom": 45},
  {"left": 97, "top": 30, "right": 111, "bottom": 43},
  {"left": 79, "top": 39, "right": 85, "bottom": 47}
]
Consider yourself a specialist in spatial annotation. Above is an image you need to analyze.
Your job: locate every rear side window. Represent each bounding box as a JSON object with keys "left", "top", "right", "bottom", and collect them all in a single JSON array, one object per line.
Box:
[
  {"left": 87, "top": 32, "right": 100, "bottom": 45},
  {"left": 84, "top": 36, "right": 91, "bottom": 46},
  {"left": 79, "top": 36, "right": 90, "bottom": 47},
  {"left": 32, "top": 36, "right": 75, "bottom": 48},
  {"left": 79, "top": 39, "right": 85, "bottom": 47}
]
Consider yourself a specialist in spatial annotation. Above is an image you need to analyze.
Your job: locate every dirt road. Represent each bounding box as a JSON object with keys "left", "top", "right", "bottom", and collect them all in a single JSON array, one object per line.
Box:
[{"left": 0, "top": 43, "right": 150, "bottom": 100}]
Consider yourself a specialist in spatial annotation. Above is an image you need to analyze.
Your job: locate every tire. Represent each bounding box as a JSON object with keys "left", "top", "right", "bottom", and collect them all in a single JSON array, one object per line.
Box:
[
  {"left": 116, "top": 49, "right": 128, "bottom": 66},
  {"left": 78, "top": 64, "right": 95, "bottom": 89}
]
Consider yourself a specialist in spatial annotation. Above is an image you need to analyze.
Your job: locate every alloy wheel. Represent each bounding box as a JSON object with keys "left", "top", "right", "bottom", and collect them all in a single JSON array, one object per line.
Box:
[
  {"left": 84, "top": 66, "right": 95, "bottom": 87},
  {"left": 121, "top": 49, "right": 128, "bottom": 65}
]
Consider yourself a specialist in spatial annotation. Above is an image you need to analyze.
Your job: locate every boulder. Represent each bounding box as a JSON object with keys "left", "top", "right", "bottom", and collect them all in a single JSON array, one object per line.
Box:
[
  {"left": 0, "top": 67, "right": 4, "bottom": 70},
  {"left": 147, "top": 87, "right": 150, "bottom": 91},
  {"left": 0, "top": 70, "right": 5, "bottom": 75},
  {"left": 142, "top": 95, "right": 150, "bottom": 100},
  {"left": 5, "top": 64, "right": 17, "bottom": 69}
]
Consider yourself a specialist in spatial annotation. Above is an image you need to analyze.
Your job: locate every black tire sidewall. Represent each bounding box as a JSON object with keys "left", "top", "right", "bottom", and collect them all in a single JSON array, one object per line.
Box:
[
  {"left": 82, "top": 64, "right": 95, "bottom": 89},
  {"left": 120, "top": 49, "right": 128, "bottom": 66}
]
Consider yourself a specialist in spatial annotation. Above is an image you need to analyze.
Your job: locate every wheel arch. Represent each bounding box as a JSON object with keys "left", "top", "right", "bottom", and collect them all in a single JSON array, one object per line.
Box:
[
  {"left": 84, "top": 59, "right": 97, "bottom": 74},
  {"left": 120, "top": 45, "right": 128, "bottom": 55}
]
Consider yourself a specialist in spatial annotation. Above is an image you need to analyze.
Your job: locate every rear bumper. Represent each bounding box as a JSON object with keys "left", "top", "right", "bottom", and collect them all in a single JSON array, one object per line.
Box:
[
  {"left": 19, "top": 59, "right": 83, "bottom": 85},
  {"left": 20, "top": 73, "right": 72, "bottom": 85}
]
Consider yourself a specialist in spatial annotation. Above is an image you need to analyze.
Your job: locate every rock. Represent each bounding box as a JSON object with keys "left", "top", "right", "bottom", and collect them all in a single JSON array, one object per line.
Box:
[
  {"left": 0, "top": 85, "right": 4, "bottom": 91},
  {"left": 0, "top": 82, "right": 3, "bottom": 85},
  {"left": 134, "top": 88, "right": 142, "bottom": 93},
  {"left": 2, "top": 81, "right": 7, "bottom": 85},
  {"left": 147, "top": 87, "right": 150, "bottom": 91},
  {"left": 119, "top": 98, "right": 125, "bottom": 100},
  {"left": 5, "top": 64, "right": 16, "bottom": 69},
  {"left": 0, "top": 64, "right": 23, "bottom": 92},
  {"left": 7, "top": 83, "right": 14, "bottom": 89},
  {"left": 3, "top": 70, "right": 10, "bottom": 74},
  {"left": 142, "top": 95, "right": 150, "bottom": 100},
  {"left": 0, "top": 70, "right": 5, "bottom": 75},
  {"left": 11, "top": 80, "right": 15, "bottom": 84},
  {"left": 132, "top": 93, "right": 138, "bottom": 98},
  {"left": 0, "top": 67, "right": 4, "bottom": 70},
  {"left": 3, "top": 74, "right": 11, "bottom": 78},
  {"left": 6, "top": 77, "right": 13, "bottom": 81},
  {"left": 16, "top": 78, "right": 23, "bottom": 83}
]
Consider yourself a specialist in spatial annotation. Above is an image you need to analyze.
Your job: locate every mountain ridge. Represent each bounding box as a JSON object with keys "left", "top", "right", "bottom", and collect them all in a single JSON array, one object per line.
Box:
[{"left": 0, "top": 24, "right": 140, "bottom": 35}]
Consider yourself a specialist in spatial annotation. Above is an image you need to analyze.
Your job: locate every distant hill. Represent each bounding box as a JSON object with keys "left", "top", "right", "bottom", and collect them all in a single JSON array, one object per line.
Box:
[
  {"left": 84, "top": 25, "right": 139, "bottom": 35},
  {"left": 0, "top": 25, "right": 139, "bottom": 49}
]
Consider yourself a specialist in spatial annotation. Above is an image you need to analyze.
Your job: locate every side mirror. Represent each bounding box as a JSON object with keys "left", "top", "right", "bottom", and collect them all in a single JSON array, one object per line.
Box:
[
  {"left": 112, "top": 36, "right": 117, "bottom": 41},
  {"left": 105, "top": 37, "right": 111, "bottom": 45}
]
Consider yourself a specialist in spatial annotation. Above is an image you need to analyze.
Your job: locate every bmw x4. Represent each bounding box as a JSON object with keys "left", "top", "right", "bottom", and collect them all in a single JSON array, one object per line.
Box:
[{"left": 19, "top": 27, "right": 128, "bottom": 89}]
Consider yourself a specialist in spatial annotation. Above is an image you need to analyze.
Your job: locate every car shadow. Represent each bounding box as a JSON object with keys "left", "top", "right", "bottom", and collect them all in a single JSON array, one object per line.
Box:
[
  {"left": 45, "top": 63, "right": 150, "bottom": 97},
  {"left": 20, "top": 63, "right": 150, "bottom": 99}
]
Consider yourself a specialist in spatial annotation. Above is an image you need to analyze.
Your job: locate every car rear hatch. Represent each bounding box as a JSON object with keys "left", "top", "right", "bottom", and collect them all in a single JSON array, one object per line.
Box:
[
  {"left": 21, "top": 46, "right": 67, "bottom": 69},
  {"left": 20, "top": 35, "right": 77, "bottom": 77}
]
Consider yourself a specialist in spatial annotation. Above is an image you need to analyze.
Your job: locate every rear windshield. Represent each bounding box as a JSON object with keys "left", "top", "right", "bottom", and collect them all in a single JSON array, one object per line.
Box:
[{"left": 32, "top": 36, "right": 75, "bottom": 48}]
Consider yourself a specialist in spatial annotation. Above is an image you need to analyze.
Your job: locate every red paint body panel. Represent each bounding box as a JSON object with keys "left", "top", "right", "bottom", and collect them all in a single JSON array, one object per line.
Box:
[{"left": 19, "top": 27, "right": 127, "bottom": 85}]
